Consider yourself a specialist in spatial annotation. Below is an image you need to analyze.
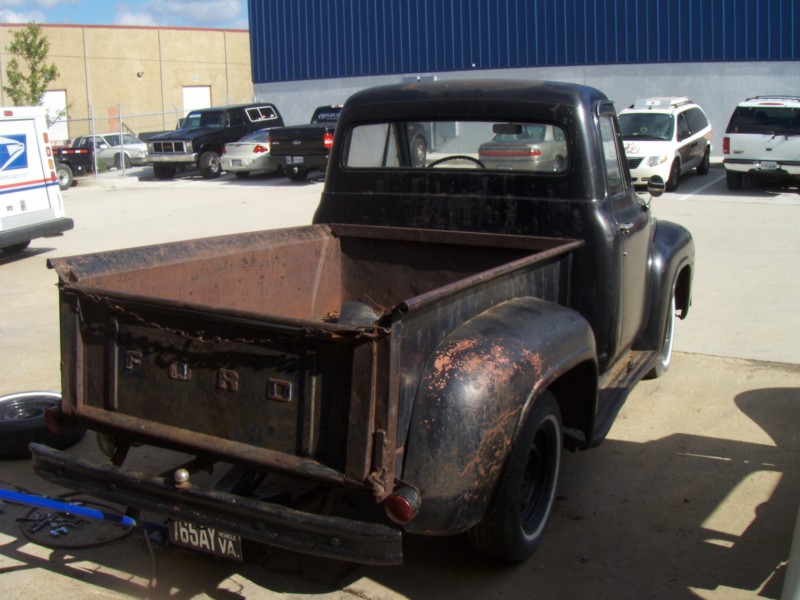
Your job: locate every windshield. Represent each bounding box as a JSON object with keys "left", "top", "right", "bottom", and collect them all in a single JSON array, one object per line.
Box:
[
  {"left": 727, "top": 106, "right": 800, "bottom": 135},
  {"left": 618, "top": 113, "right": 674, "bottom": 141},
  {"left": 183, "top": 111, "right": 225, "bottom": 129},
  {"left": 343, "top": 120, "right": 569, "bottom": 173}
]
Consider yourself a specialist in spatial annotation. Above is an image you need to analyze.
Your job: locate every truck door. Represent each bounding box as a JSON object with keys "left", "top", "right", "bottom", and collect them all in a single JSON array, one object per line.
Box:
[{"left": 598, "top": 109, "right": 651, "bottom": 356}]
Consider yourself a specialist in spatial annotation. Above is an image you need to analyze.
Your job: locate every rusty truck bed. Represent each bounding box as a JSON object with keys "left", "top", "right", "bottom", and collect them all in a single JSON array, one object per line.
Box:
[{"left": 47, "top": 224, "right": 580, "bottom": 494}]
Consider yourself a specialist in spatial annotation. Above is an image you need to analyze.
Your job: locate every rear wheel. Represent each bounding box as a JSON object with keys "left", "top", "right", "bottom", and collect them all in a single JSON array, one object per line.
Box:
[
  {"left": 726, "top": 170, "right": 743, "bottom": 191},
  {"left": 153, "top": 164, "right": 176, "bottom": 180},
  {"left": 468, "top": 391, "right": 562, "bottom": 563},
  {"left": 1, "top": 241, "right": 30, "bottom": 255},
  {"left": 410, "top": 134, "right": 427, "bottom": 167},
  {"left": 666, "top": 160, "right": 681, "bottom": 192},
  {"left": 56, "top": 163, "right": 74, "bottom": 190},
  {"left": 286, "top": 166, "right": 308, "bottom": 182},
  {"left": 199, "top": 151, "right": 222, "bottom": 178},
  {"left": 696, "top": 146, "right": 710, "bottom": 175}
]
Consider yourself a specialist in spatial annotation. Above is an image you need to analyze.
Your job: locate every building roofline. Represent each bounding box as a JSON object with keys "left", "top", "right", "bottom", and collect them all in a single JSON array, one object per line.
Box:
[{"left": 1, "top": 22, "right": 248, "bottom": 34}]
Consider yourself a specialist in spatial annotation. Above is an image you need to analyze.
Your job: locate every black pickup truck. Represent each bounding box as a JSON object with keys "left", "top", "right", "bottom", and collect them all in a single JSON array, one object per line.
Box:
[
  {"left": 36, "top": 80, "right": 693, "bottom": 567},
  {"left": 53, "top": 144, "right": 94, "bottom": 190},
  {"left": 268, "top": 105, "right": 342, "bottom": 182},
  {"left": 146, "top": 103, "right": 284, "bottom": 179}
]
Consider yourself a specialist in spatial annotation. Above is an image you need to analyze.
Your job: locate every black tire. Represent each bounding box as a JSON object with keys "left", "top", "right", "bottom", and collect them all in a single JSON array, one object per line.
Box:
[
  {"left": 234, "top": 171, "right": 250, "bottom": 179},
  {"left": 468, "top": 391, "right": 562, "bottom": 563},
  {"left": 0, "top": 392, "right": 85, "bottom": 459},
  {"left": 286, "top": 166, "right": 308, "bottom": 182},
  {"left": 646, "top": 293, "right": 676, "bottom": 379},
  {"left": 153, "top": 164, "right": 176, "bottom": 180},
  {"left": 199, "top": 151, "right": 222, "bottom": 178},
  {"left": 56, "top": 163, "right": 74, "bottom": 190},
  {"left": 114, "top": 152, "right": 132, "bottom": 170},
  {"left": 1, "top": 241, "right": 30, "bottom": 255},
  {"left": 726, "top": 170, "right": 743, "bottom": 191},
  {"left": 411, "top": 134, "right": 427, "bottom": 167},
  {"left": 666, "top": 160, "right": 681, "bottom": 192},
  {"left": 696, "top": 146, "right": 710, "bottom": 176}
]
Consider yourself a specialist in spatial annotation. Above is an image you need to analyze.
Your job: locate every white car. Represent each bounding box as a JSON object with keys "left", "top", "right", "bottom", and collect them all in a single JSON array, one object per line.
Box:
[
  {"left": 722, "top": 95, "right": 800, "bottom": 191},
  {"left": 618, "top": 97, "right": 713, "bottom": 192},
  {"left": 74, "top": 133, "right": 148, "bottom": 169},
  {"left": 221, "top": 129, "right": 279, "bottom": 178}
]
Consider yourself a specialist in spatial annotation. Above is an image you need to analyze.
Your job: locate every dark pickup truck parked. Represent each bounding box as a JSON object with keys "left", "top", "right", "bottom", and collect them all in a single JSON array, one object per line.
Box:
[
  {"left": 146, "top": 103, "right": 284, "bottom": 179},
  {"left": 268, "top": 105, "right": 342, "bottom": 182},
  {"left": 36, "top": 80, "right": 693, "bottom": 567}
]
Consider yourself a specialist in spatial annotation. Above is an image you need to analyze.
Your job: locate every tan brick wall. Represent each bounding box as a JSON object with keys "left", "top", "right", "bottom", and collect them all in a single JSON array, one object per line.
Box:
[{"left": 0, "top": 24, "right": 252, "bottom": 141}]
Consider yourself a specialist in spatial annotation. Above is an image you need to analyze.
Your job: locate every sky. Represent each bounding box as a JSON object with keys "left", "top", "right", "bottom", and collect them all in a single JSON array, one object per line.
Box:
[{"left": 0, "top": 0, "right": 249, "bottom": 30}]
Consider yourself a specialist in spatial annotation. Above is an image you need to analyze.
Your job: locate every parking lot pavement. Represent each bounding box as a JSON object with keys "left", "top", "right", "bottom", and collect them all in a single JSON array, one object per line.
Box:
[{"left": 0, "top": 166, "right": 798, "bottom": 599}]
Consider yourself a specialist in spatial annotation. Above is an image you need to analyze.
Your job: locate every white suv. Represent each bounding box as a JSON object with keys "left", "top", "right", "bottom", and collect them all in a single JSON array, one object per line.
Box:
[
  {"left": 722, "top": 96, "right": 800, "bottom": 190},
  {"left": 618, "top": 97, "right": 713, "bottom": 192}
]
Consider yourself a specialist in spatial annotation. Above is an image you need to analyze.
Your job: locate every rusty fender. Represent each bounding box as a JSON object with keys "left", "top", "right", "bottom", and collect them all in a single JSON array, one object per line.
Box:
[
  {"left": 638, "top": 220, "right": 694, "bottom": 352},
  {"left": 400, "top": 296, "right": 596, "bottom": 535}
]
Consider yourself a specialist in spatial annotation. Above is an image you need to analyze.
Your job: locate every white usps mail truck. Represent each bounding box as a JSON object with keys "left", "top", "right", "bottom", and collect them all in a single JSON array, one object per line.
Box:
[{"left": 0, "top": 106, "right": 73, "bottom": 255}]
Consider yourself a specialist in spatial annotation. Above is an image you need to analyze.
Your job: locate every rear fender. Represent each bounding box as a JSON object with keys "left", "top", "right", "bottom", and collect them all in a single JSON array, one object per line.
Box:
[{"left": 400, "top": 297, "right": 596, "bottom": 535}]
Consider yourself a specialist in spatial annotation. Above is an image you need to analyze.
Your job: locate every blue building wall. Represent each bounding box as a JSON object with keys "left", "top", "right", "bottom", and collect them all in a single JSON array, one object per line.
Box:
[{"left": 249, "top": 0, "right": 799, "bottom": 84}]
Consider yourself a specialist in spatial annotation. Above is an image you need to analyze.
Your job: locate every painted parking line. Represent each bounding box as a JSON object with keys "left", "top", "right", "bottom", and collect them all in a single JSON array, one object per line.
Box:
[{"left": 677, "top": 173, "right": 726, "bottom": 201}]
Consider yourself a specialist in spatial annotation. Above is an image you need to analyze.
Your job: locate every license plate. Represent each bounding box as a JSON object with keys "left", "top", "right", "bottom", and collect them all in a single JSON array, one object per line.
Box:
[
  {"left": 757, "top": 160, "right": 779, "bottom": 171},
  {"left": 232, "top": 159, "right": 242, "bottom": 167},
  {"left": 169, "top": 520, "right": 243, "bottom": 561},
  {"left": 286, "top": 156, "right": 304, "bottom": 165}
]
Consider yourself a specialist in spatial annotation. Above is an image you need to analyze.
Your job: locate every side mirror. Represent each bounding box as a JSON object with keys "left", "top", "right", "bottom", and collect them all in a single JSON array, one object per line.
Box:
[{"left": 647, "top": 175, "right": 665, "bottom": 197}]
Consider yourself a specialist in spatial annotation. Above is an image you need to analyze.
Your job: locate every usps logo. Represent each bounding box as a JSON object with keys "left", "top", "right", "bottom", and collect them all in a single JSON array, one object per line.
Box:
[{"left": 0, "top": 134, "right": 28, "bottom": 172}]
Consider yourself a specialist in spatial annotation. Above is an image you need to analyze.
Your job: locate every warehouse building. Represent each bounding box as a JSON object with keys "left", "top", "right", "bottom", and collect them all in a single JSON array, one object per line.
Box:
[{"left": 249, "top": 0, "right": 799, "bottom": 159}]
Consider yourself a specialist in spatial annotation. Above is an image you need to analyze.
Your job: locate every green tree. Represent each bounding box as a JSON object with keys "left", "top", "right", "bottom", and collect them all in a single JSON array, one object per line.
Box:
[{"left": 3, "top": 22, "right": 59, "bottom": 107}]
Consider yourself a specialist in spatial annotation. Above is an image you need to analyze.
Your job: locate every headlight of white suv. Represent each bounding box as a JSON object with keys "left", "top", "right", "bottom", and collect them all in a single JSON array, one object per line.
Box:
[
  {"left": 645, "top": 155, "right": 669, "bottom": 167},
  {"left": 185, "top": 141, "right": 193, "bottom": 153}
]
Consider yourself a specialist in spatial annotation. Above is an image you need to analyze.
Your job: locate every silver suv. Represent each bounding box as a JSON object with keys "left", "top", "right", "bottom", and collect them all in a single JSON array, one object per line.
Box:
[
  {"left": 618, "top": 97, "right": 713, "bottom": 192},
  {"left": 722, "top": 96, "right": 800, "bottom": 190}
]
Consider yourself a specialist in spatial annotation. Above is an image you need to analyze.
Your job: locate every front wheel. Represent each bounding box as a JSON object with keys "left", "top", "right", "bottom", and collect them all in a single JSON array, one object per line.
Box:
[
  {"left": 646, "top": 293, "right": 676, "bottom": 379},
  {"left": 114, "top": 152, "right": 132, "bottom": 169},
  {"left": 666, "top": 159, "right": 681, "bottom": 192},
  {"left": 153, "top": 164, "right": 176, "bottom": 180},
  {"left": 199, "top": 151, "right": 222, "bottom": 178},
  {"left": 468, "top": 391, "right": 562, "bottom": 563}
]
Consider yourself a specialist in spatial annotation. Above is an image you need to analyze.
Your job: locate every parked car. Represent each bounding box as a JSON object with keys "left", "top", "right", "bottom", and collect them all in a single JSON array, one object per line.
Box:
[
  {"left": 618, "top": 97, "right": 712, "bottom": 191},
  {"left": 722, "top": 95, "right": 800, "bottom": 190},
  {"left": 73, "top": 132, "right": 148, "bottom": 169},
  {"left": 221, "top": 128, "right": 279, "bottom": 178},
  {"left": 478, "top": 123, "right": 568, "bottom": 171}
]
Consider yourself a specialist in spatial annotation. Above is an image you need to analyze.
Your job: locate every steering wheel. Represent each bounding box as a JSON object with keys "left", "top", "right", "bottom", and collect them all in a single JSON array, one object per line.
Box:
[{"left": 427, "top": 155, "right": 486, "bottom": 169}]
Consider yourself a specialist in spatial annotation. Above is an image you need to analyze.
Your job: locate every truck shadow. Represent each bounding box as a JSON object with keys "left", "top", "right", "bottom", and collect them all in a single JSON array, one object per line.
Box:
[{"left": 0, "top": 386, "right": 796, "bottom": 599}]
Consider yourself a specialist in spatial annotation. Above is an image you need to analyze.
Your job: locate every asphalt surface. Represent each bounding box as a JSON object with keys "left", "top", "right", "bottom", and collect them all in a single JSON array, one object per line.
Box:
[{"left": 0, "top": 165, "right": 798, "bottom": 599}]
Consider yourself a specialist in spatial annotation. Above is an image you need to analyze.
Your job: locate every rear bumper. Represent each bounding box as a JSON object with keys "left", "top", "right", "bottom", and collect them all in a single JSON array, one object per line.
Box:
[
  {"left": 30, "top": 443, "right": 402, "bottom": 565},
  {"left": 723, "top": 158, "right": 800, "bottom": 176},
  {"left": 0, "top": 217, "right": 74, "bottom": 249}
]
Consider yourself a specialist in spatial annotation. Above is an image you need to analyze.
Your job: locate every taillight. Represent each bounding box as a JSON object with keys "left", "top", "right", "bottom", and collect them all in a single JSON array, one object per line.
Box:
[
  {"left": 529, "top": 148, "right": 542, "bottom": 157},
  {"left": 722, "top": 137, "right": 730, "bottom": 155},
  {"left": 253, "top": 144, "right": 268, "bottom": 154},
  {"left": 383, "top": 486, "right": 421, "bottom": 524},
  {"left": 323, "top": 132, "right": 334, "bottom": 149},
  {"left": 221, "top": 147, "right": 227, "bottom": 155}
]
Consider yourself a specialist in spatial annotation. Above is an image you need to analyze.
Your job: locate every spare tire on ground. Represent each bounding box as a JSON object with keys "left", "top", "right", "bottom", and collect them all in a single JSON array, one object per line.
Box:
[{"left": 0, "top": 392, "right": 85, "bottom": 459}]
